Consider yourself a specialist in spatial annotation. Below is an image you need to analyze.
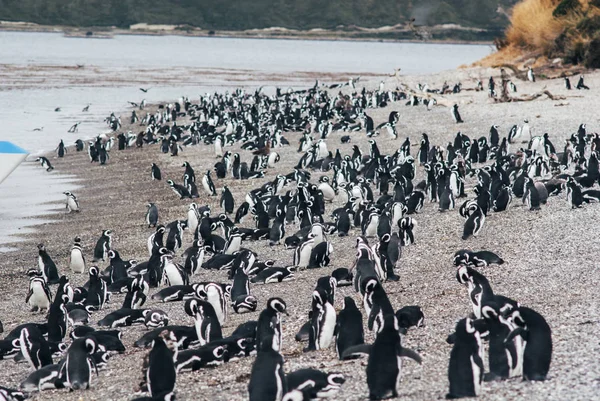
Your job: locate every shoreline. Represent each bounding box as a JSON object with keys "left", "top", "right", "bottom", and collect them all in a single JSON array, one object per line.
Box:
[
  {"left": 0, "top": 68, "right": 599, "bottom": 400},
  {"left": 0, "top": 24, "right": 495, "bottom": 46}
]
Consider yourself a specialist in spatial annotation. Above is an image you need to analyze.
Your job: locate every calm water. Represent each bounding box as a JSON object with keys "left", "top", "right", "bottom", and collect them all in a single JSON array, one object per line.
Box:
[{"left": 0, "top": 31, "right": 493, "bottom": 250}]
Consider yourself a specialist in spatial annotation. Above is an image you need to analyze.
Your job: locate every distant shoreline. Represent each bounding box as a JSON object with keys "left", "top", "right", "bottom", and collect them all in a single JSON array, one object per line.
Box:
[{"left": 0, "top": 23, "right": 495, "bottom": 46}]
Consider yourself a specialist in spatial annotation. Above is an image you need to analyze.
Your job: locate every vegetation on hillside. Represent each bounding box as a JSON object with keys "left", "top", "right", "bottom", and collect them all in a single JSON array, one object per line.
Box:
[
  {"left": 483, "top": 0, "right": 600, "bottom": 68},
  {"left": 0, "top": 0, "right": 518, "bottom": 36}
]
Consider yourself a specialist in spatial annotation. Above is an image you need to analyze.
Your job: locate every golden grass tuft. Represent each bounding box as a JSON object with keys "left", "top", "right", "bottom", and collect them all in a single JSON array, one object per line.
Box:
[{"left": 505, "top": 0, "right": 564, "bottom": 52}]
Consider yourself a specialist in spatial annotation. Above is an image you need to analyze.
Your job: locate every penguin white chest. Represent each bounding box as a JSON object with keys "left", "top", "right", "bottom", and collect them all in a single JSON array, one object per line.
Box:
[
  {"left": 29, "top": 282, "right": 50, "bottom": 309},
  {"left": 164, "top": 262, "right": 184, "bottom": 286},
  {"left": 70, "top": 249, "right": 85, "bottom": 273},
  {"left": 318, "top": 303, "right": 336, "bottom": 349}
]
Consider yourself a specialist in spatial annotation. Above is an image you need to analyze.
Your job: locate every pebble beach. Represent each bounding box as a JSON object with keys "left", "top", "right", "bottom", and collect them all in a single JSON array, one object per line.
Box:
[{"left": 1, "top": 67, "right": 600, "bottom": 401}]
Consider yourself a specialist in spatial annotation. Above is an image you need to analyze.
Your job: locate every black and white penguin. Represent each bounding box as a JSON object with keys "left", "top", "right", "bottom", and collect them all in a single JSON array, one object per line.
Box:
[
  {"left": 184, "top": 298, "right": 222, "bottom": 347},
  {"left": 418, "top": 133, "right": 430, "bottom": 165},
  {"left": 293, "top": 235, "right": 316, "bottom": 269},
  {"left": 453, "top": 249, "right": 504, "bottom": 267},
  {"left": 256, "top": 298, "right": 288, "bottom": 353},
  {"left": 493, "top": 184, "right": 512, "bottom": 212},
  {"left": 98, "top": 308, "right": 147, "bottom": 328},
  {"left": 26, "top": 272, "right": 52, "bottom": 312},
  {"left": 93, "top": 230, "right": 112, "bottom": 262},
  {"left": 144, "top": 309, "right": 170, "bottom": 329},
  {"left": 505, "top": 306, "right": 552, "bottom": 381},
  {"left": 56, "top": 139, "right": 66, "bottom": 158},
  {"left": 523, "top": 177, "right": 541, "bottom": 211},
  {"left": 395, "top": 306, "right": 425, "bottom": 334},
  {"left": 142, "top": 330, "right": 178, "bottom": 397},
  {"left": 85, "top": 266, "right": 108, "bottom": 310},
  {"left": 446, "top": 317, "right": 484, "bottom": 399},
  {"left": 160, "top": 253, "right": 188, "bottom": 287},
  {"left": 367, "top": 314, "right": 422, "bottom": 400},
  {"left": 202, "top": 170, "right": 217, "bottom": 196},
  {"left": 151, "top": 163, "right": 162, "bottom": 180},
  {"left": 576, "top": 75, "right": 589, "bottom": 90},
  {"left": 63, "top": 191, "right": 80, "bottom": 213},
  {"left": 19, "top": 325, "right": 53, "bottom": 370},
  {"left": 19, "top": 363, "right": 64, "bottom": 392},
  {"left": 221, "top": 186, "right": 235, "bottom": 214},
  {"left": 565, "top": 177, "right": 584, "bottom": 208},
  {"left": 269, "top": 213, "right": 286, "bottom": 246},
  {"left": 146, "top": 203, "right": 159, "bottom": 228},
  {"left": 564, "top": 76, "right": 571, "bottom": 90},
  {"left": 251, "top": 266, "right": 295, "bottom": 284},
  {"left": 451, "top": 104, "right": 463, "bottom": 123},
  {"left": 306, "top": 287, "right": 336, "bottom": 352},
  {"left": 175, "top": 342, "right": 227, "bottom": 372},
  {"left": 248, "top": 335, "right": 287, "bottom": 401},
  {"left": 68, "top": 237, "right": 86, "bottom": 274},
  {"left": 61, "top": 336, "right": 100, "bottom": 390},
  {"left": 527, "top": 67, "right": 535, "bottom": 82},
  {"left": 335, "top": 296, "right": 364, "bottom": 360},
  {"left": 37, "top": 244, "right": 60, "bottom": 284},
  {"left": 286, "top": 369, "right": 345, "bottom": 399},
  {"left": 462, "top": 204, "right": 485, "bottom": 240},
  {"left": 235, "top": 201, "right": 250, "bottom": 224},
  {"left": 36, "top": 156, "right": 54, "bottom": 172},
  {"left": 196, "top": 281, "right": 229, "bottom": 325},
  {"left": 167, "top": 180, "right": 191, "bottom": 199},
  {"left": 480, "top": 302, "right": 524, "bottom": 381},
  {"left": 147, "top": 225, "right": 166, "bottom": 256}
]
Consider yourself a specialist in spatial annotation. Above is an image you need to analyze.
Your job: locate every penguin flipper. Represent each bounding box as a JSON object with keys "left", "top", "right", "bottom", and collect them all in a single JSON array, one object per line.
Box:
[
  {"left": 505, "top": 327, "right": 528, "bottom": 344},
  {"left": 341, "top": 343, "right": 371, "bottom": 360},
  {"left": 398, "top": 347, "right": 422, "bottom": 364}
]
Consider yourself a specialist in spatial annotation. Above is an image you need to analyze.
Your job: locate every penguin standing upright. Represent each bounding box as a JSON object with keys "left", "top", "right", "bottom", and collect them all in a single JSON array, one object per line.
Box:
[
  {"left": 69, "top": 237, "right": 86, "bottom": 274},
  {"left": 335, "top": 296, "right": 364, "bottom": 359},
  {"left": 37, "top": 244, "right": 60, "bottom": 284},
  {"left": 221, "top": 186, "right": 235, "bottom": 214},
  {"left": 202, "top": 170, "right": 217, "bottom": 196},
  {"left": 527, "top": 67, "right": 535, "bottom": 82},
  {"left": 151, "top": 163, "right": 162, "bottom": 180},
  {"left": 306, "top": 288, "right": 336, "bottom": 352},
  {"left": 19, "top": 325, "right": 53, "bottom": 370},
  {"left": 248, "top": 335, "right": 287, "bottom": 401},
  {"left": 256, "top": 298, "right": 288, "bottom": 353},
  {"left": 145, "top": 203, "right": 159, "bottom": 228},
  {"left": 451, "top": 104, "right": 463, "bottom": 123},
  {"left": 63, "top": 191, "right": 80, "bottom": 213},
  {"left": 141, "top": 330, "right": 178, "bottom": 397},
  {"left": 564, "top": 76, "right": 571, "bottom": 90},
  {"left": 60, "top": 337, "right": 99, "bottom": 390},
  {"left": 93, "top": 230, "right": 112, "bottom": 261},
  {"left": 25, "top": 272, "right": 52, "bottom": 312},
  {"left": 85, "top": 266, "right": 108, "bottom": 310},
  {"left": 523, "top": 178, "right": 541, "bottom": 211},
  {"left": 184, "top": 298, "right": 222, "bottom": 346},
  {"left": 505, "top": 306, "right": 552, "bottom": 381},
  {"left": 56, "top": 140, "right": 66, "bottom": 158},
  {"left": 446, "top": 318, "right": 484, "bottom": 399},
  {"left": 418, "top": 133, "right": 430, "bottom": 165},
  {"left": 367, "top": 314, "right": 422, "bottom": 400}
]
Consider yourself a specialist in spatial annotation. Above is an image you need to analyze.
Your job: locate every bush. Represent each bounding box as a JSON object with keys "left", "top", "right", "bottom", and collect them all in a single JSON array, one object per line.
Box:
[{"left": 584, "top": 36, "right": 600, "bottom": 67}]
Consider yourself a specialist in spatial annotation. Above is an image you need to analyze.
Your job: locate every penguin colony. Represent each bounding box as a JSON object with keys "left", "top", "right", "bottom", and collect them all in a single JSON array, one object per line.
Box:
[{"left": 4, "top": 71, "right": 598, "bottom": 401}]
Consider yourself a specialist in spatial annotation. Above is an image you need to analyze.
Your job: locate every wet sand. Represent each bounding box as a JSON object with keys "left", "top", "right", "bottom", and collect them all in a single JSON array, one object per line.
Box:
[{"left": 0, "top": 68, "right": 599, "bottom": 400}]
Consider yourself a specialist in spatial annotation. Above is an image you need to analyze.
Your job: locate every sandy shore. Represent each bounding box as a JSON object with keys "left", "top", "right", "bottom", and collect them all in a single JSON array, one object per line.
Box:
[{"left": 1, "top": 68, "right": 599, "bottom": 401}]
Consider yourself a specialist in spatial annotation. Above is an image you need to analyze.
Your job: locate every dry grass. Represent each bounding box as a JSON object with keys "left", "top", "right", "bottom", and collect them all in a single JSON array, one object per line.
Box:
[{"left": 506, "top": 0, "right": 564, "bottom": 51}]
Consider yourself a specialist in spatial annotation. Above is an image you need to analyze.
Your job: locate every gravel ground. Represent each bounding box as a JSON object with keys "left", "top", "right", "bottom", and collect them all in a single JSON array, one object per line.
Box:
[{"left": 1, "top": 68, "right": 600, "bottom": 401}]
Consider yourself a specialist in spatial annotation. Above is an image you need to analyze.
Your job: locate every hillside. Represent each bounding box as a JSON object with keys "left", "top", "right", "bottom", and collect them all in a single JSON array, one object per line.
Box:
[{"left": 0, "top": 0, "right": 519, "bottom": 38}]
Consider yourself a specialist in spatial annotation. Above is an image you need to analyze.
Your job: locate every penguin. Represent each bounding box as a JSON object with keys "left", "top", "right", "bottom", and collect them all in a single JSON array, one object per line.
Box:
[
  {"left": 202, "top": 170, "right": 217, "bottom": 196},
  {"left": 60, "top": 336, "right": 99, "bottom": 390},
  {"left": 446, "top": 317, "right": 485, "bottom": 399},
  {"left": 93, "top": 230, "right": 112, "bottom": 262},
  {"left": 184, "top": 298, "right": 222, "bottom": 346},
  {"left": 85, "top": 266, "right": 108, "bottom": 310},
  {"left": 167, "top": 180, "right": 191, "bottom": 199},
  {"left": 147, "top": 225, "right": 166, "bottom": 257},
  {"left": 235, "top": 201, "right": 250, "bottom": 224},
  {"left": 565, "top": 177, "right": 584, "bottom": 208},
  {"left": 248, "top": 335, "right": 287, "bottom": 401},
  {"left": 453, "top": 249, "right": 504, "bottom": 267},
  {"left": 36, "top": 156, "right": 54, "bottom": 172},
  {"left": 527, "top": 67, "right": 535, "bottom": 82},
  {"left": 269, "top": 213, "right": 286, "bottom": 246},
  {"left": 522, "top": 177, "right": 541, "bottom": 211},
  {"left": 63, "top": 191, "right": 80, "bottom": 213},
  {"left": 418, "top": 133, "right": 430, "bottom": 165},
  {"left": 480, "top": 302, "right": 523, "bottom": 381},
  {"left": 462, "top": 204, "right": 485, "bottom": 240},
  {"left": 144, "top": 310, "right": 170, "bottom": 329},
  {"left": 286, "top": 369, "right": 345, "bottom": 399},
  {"left": 37, "top": 244, "right": 60, "bottom": 285},
  {"left": 151, "top": 163, "right": 162, "bottom": 180},
  {"left": 505, "top": 306, "right": 552, "bottom": 381},
  {"left": 256, "top": 298, "right": 288, "bottom": 353},
  {"left": 221, "top": 186, "right": 235, "bottom": 214},
  {"left": 332, "top": 208, "right": 350, "bottom": 237},
  {"left": 367, "top": 314, "right": 422, "bottom": 400},
  {"left": 251, "top": 266, "right": 295, "bottom": 284},
  {"left": 160, "top": 253, "right": 189, "bottom": 287},
  {"left": 68, "top": 237, "right": 86, "bottom": 274},
  {"left": 123, "top": 276, "right": 148, "bottom": 309},
  {"left": 308, "top": 241, "right": 333, "bottom": 268},
  {"left": 335, "top": 296, "right": 364, "bottom": 360},
  {"left": 305, "top": 288, "right": 336, "bottom": 352},
  {"left": 19, "top": 325, "right": 53, "bottom": 370},
  {"left": 175, "top": 343, "right": 228, "bottom": 372},
  {"left": 20, "top": 363, "right": 64, "bottom": 392},
  {"left": 26, "top": 272, "right": 52, "bottom": 312},
  {"left": 98, "top": 146, "right": 109, "bottom": 165},
  {"left": 141, "top": 330, "right": 178, "bottom": 397},
  {"left": 183, "top": 240, "right": 204, "bottom": 277},
  {"left": 56, "top": 139, "right": 66, "bottom": 158},
  {"left": 146, "top": 203, "right": 159, "bottom": 228},
  {"left": 318, "top": 177, "right": 336, "bottom": 202},
  {"left": 564, "top": 76, "right": 571, "bottom": 90},
  {"left": 98, "top": 308, "right": 147, "bottom": 328},
  {"left": 293, "top": 235, "right": 315, "bottom": 269},
  {"left": 395, "top": 306, "right": 425, "bottom": 334},
  {"left": 451, "top": 104, "right": 463, "bottom": 123},
  {"left": 493, "top": 185, "right": 512, "bottom": 212},
  {"left": 576, "top": 75, "right": 589, "bottom": 90}
]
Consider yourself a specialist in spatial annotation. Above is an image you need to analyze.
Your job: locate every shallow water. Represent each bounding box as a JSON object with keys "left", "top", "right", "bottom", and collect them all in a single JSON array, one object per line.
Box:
[{"left": 0, "top": 31, "right": 492, "bottom": 249}]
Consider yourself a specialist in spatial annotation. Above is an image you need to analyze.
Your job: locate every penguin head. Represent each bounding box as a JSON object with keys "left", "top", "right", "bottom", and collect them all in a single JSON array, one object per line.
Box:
[
  {"left": 184, "top": 298, "right": 200, "bottom": 317},
  {"left": 327, "top": 373, "right": 346, "bottom": 386},
  {"left": 103, "top": 230, "right": 112, "bottom": 237},
  {"left": 37, "top": 243, "right": 46, "bottom": 251},
  {"left": 88, "top": 266, "right": 100, "bottom": 277},
  {"left": 267, "top": 297, "right": 288, "bottom": 315}
]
